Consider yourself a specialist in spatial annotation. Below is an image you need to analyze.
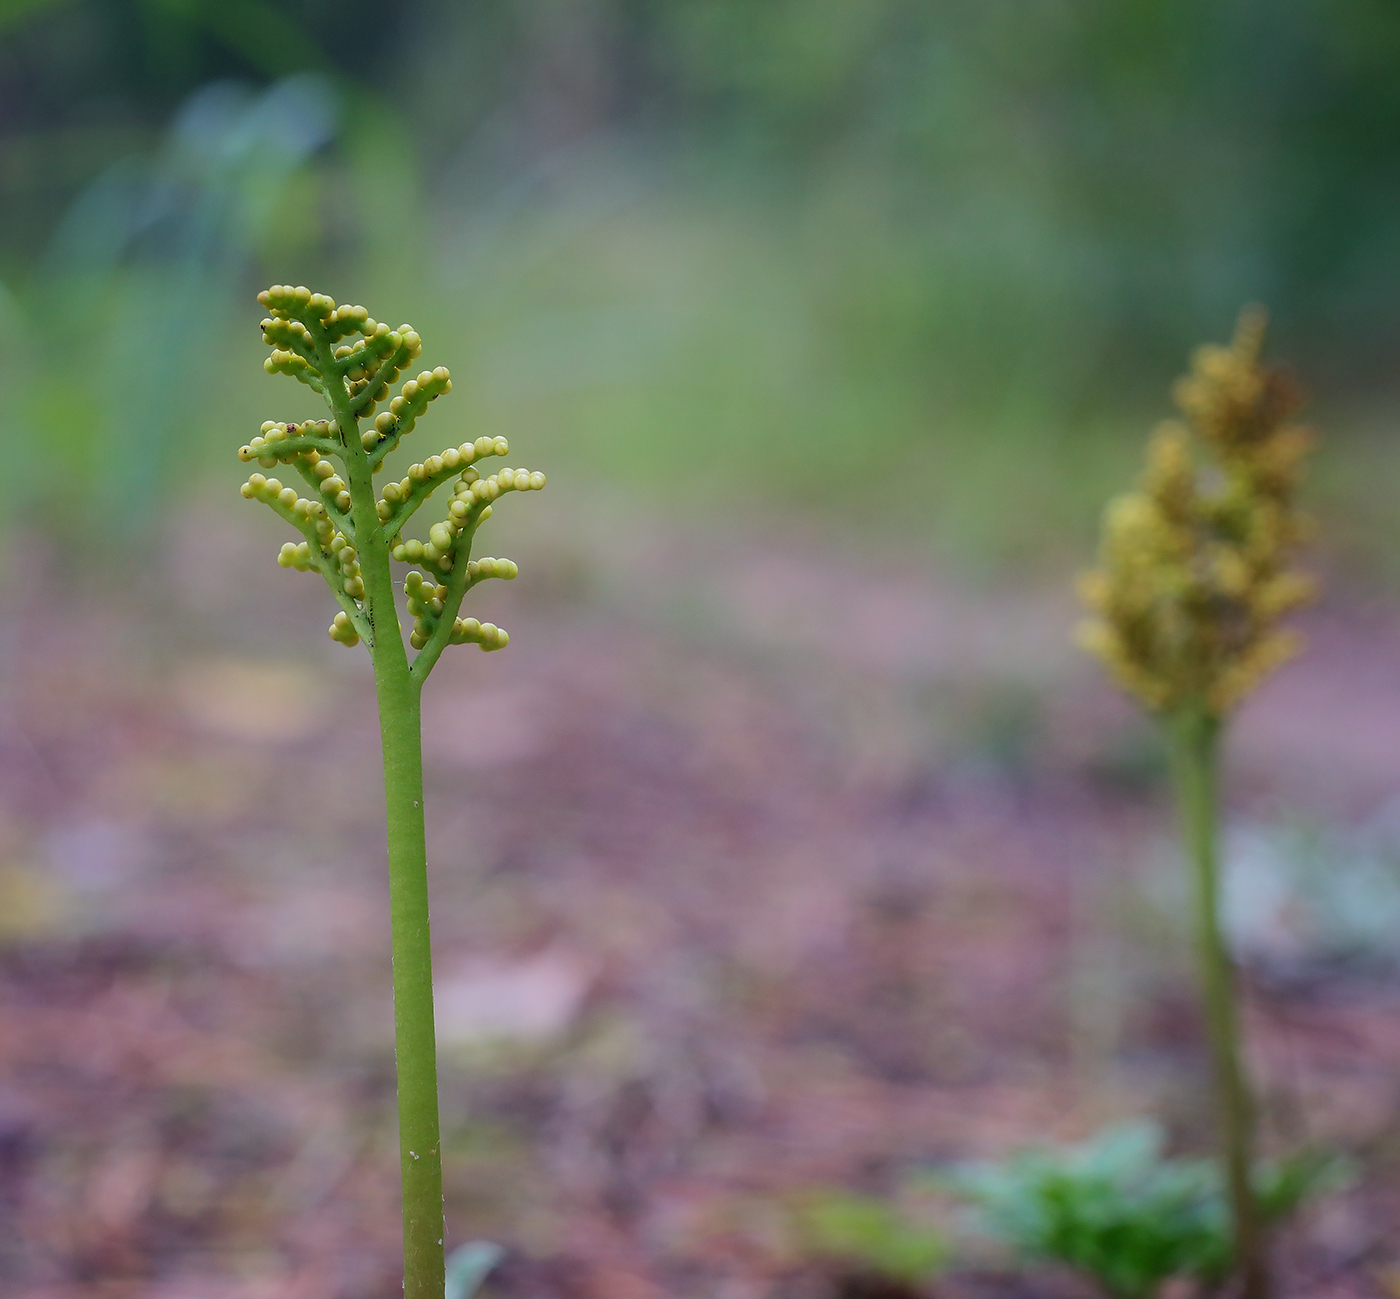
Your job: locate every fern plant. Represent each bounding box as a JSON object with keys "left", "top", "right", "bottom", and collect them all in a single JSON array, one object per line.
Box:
[
  {"left": 240, "top": 284, "right": 545, "bottom": 1298},
  {"left": 1077, "top": 310, "right": 1315, "bottom": 1299}
]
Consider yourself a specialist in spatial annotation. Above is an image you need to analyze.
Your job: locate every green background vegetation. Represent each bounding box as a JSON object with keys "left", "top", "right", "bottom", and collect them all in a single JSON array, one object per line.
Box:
[{"left": 4, "top": 0, "right": 1400, "bottom": 572}]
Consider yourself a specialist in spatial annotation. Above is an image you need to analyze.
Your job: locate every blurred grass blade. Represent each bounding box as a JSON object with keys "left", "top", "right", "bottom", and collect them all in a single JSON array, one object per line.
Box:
[{"left": 24, "top": 73, "right": 339, "bottom": 529}]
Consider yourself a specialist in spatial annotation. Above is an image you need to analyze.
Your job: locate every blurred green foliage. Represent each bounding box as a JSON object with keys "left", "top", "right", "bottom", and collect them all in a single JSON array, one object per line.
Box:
[
  {"left": 3, "top": 1, "right": 1400, "bottom": 563},
  {"left": 14, "top": 76, "right": 338, "bottom": 524},
  {"left": 945, "top": 1121, "right": 1346, "bottom": 1298},
  {"left": 792, "top": 1189, "right": 947, "bottom": 1286},
  {"left": 444, "top": 1240, "right": 504, "bottom": 1299}
]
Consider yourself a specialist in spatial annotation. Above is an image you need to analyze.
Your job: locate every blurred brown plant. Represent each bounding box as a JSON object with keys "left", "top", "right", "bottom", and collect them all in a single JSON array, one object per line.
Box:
[
  {"left": 1077, "top": 308, "right": 1315, "bottom": 718},
  {"left": 1075, "top": 308, "right": 1320, "bottom": 1299}
]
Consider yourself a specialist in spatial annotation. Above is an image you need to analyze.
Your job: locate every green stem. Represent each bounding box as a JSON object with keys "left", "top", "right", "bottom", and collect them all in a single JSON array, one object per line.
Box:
[
  {"left": 375, "top": 657, "right": 445, "bottom": 1299},
  {"left": 314, "top": 326, "right": 446, "bottom": 1299},
  {"left": 1166, "top": 706, "right": 1268, "bottom": 1299}
]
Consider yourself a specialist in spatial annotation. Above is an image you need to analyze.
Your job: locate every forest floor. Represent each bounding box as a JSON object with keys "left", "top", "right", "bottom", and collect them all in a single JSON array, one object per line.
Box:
[{"left": 1, "top": 505, "right": 1397, "bottom": 1299}]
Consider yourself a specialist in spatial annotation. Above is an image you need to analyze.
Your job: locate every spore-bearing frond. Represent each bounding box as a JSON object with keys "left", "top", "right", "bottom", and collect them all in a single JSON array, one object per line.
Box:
[
  {"left": 240, "top": 283, "right": 548, "bottom": 1299},
  {"left": 1077, "top": 309, "right": 1314, "bottom": 718},
  {"left": 239, "top": 284, "right": 545, "bottom": 673}
]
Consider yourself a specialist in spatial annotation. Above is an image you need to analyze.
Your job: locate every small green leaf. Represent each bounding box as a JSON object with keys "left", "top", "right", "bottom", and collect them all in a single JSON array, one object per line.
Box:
[{"left": 445, "top": 1240, "right": 505, "bottom": 1299}]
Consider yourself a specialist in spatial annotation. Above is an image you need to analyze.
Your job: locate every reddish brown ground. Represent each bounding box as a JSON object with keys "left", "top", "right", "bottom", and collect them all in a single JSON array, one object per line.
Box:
[{"left": 0, "top": 510, "right": 1396, "bottom": 1298}]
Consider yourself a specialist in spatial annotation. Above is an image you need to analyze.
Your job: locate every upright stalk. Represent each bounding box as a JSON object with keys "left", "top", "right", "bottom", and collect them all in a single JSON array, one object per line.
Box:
[
  {"left": 378, "top": 672, "right": 444, "bottom": 1299},
  {"left": 241, "top": 284, "right": 547, "bottom": 1298},
  {"left": 1166, "top": 706, "right": 1267, "bottom": 1299},
  {"left": 323, "top": 315, "right": 446, "bottom": 1299},
  {"left": 1078, "top": 312, "right": 1314, "bottom": 1298}
]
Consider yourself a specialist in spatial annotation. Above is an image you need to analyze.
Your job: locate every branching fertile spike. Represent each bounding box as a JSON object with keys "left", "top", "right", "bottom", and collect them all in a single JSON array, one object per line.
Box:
[
  {"left": 240, "top": 284, "right": 550, "bottom": 1299},
  {"left": 1076, "top": 308, "right": 1315, "bottom": 718},
  {"left": 243, "top": 286, "right": 544, "bottom": 670},
  {"left": 1075, "top": 308, "right": 1313, "bottom": 1299}
]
